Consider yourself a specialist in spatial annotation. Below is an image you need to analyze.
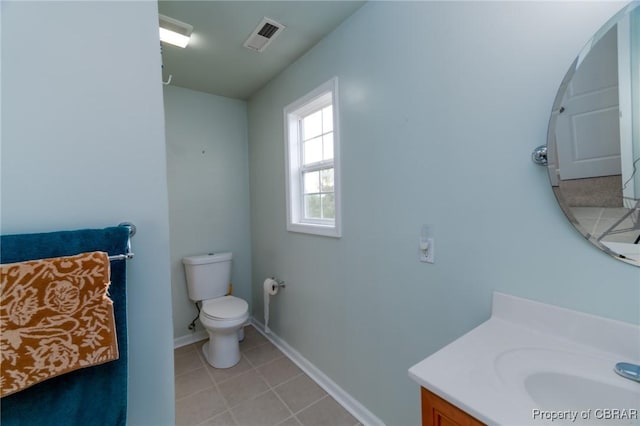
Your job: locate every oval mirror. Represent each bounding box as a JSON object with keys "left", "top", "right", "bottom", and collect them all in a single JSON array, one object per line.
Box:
[{"left": 546, "top": 2, "right": 640, "bottom": 266}]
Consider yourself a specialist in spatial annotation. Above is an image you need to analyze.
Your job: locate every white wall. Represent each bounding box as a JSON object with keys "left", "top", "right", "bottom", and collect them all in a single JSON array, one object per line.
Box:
[
  {"left": 247, "top": 2, "right": 639, "bottom": 425},
  {"left": 163, "top": 85, "right": 251, "bottom": 342},
  {"left": 1, "top": 1, "right": 174, "bottom": 424}
]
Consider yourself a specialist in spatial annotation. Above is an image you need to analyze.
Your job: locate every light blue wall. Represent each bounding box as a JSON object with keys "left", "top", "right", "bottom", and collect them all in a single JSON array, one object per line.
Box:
[
  {"left": 1, "top": 1, "right": 174, "bottom": 424},
  {"left": 248, "top": 2, "right": 640, "bottom": 425},
  {"left": 163, "top": 85, "right": 251, "bottom": 341}
]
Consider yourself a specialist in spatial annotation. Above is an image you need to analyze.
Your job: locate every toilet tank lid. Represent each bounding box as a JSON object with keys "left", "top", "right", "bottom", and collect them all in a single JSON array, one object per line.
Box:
[{"left": 183, "top": 252, "right": 232, "bottom": 265}]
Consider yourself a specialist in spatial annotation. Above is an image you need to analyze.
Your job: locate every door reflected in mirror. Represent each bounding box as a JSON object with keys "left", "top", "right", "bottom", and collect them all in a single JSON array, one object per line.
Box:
[{"left": 547, "top": 2, "right": 639, "bottom": 266}]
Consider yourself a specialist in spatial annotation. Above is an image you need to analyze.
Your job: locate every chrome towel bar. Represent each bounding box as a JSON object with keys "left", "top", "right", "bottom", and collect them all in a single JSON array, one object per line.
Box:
[{"left": 108, "top": 222, "right": 135, "bottom": 262}]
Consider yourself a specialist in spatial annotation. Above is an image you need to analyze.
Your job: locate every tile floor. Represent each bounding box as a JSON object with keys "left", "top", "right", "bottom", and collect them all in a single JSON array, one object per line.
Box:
[{"left": 174, "top": 325, "right": 360, "bottom": 426}]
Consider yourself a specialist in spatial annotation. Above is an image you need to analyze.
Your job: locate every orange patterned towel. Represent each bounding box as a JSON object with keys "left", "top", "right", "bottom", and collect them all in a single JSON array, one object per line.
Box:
[{"left": 0, "top": 251, "right": 119, "bottom": 397}]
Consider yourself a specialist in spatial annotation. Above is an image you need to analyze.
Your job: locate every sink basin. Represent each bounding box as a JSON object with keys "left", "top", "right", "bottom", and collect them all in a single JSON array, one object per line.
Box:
[
  {"left": 525, "top": 372, "right": 639, "bottom": 425},
  {"left": 409, "top": 293, "right": 640, "bottom": 426},
  {"left": 495, "top": 348, "right": 640, "bottom": 425}
]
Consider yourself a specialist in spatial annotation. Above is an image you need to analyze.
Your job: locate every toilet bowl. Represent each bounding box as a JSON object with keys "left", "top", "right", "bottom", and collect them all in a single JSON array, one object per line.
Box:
[
  {"left": 182, "top": 252, "right": 249, "bottom": 369},
  {"left": 199, "top": 295, "right": 249, "bottom": 368}
]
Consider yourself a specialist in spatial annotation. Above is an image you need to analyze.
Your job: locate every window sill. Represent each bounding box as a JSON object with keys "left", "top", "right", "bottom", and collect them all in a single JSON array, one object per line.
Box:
[{"left": 287, "top": 222, "right": 341, "bottom": 238}]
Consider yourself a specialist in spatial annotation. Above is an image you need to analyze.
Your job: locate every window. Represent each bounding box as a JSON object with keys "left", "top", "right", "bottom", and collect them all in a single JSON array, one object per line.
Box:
[{"left": 284, "top": 78, "right": 341, "bottom": 237}]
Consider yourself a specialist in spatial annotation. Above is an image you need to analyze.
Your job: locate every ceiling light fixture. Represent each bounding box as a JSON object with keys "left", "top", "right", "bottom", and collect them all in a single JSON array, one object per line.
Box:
[{"left": 159, "top": 14, "right": 193, "bottom": 48}]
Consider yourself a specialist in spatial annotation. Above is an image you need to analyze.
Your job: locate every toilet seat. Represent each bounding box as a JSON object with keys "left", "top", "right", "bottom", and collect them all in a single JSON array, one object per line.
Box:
[{"left": 202, "top": 296, "right": 248, "bottom": 321}]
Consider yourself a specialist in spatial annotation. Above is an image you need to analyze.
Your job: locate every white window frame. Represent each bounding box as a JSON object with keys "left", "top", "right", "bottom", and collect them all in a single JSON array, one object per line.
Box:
[{"left": 284, "top": 78, "right": 341, "bottom": 238}]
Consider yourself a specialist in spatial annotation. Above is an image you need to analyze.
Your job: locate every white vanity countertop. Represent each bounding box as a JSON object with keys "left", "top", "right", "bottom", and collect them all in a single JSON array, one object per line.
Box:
[{"left": 408, "top": 293, "right": 640, "bottom": 426}]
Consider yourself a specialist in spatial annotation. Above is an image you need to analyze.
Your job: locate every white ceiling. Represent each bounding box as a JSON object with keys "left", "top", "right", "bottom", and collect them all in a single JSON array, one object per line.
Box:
[{"left": 158, "top": 1, "right": 366, "bottom": 100}]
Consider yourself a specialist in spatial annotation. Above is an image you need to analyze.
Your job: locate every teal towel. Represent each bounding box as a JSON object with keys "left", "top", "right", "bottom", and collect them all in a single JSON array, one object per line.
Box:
[{"left": 1, "top": 226, "right": 129, "bottom": 426}]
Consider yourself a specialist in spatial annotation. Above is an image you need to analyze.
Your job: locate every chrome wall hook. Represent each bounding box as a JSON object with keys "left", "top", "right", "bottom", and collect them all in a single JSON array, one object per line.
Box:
[{"left": 532, "top": 145, "right": 548, "bottom": 166}]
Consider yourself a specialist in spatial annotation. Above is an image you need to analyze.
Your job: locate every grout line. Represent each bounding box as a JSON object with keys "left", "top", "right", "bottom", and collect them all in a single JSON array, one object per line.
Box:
[
  {"left": 239, "top": 351, "right": 297, "bottom": 421},
  {"left": 215, "top": 368, "right": 268, "bottom": 409},
  {"left": 265, "top": 381, "right": 296, "bottom": 420},
  {"left": 174, "top": 365, "right": 205, "bottom": 380},
  {"left": 174, "top": 343, "right": 207, "bottom": 379},
  {"left": 212, "top": 353, "right": 253, "bottom": 386},
  {"left": 243, "top": 337, "right": 283, "bottom": 352},
  {"left": 226, "top": 386, "right": 272, "bottom": 410},
  {"left": 275, "top": 415, "right": 302, "bottom": 426},
  {"left": 241, "top": 326, "right": 312, "bottom": 423},
  {"left": 247, "top": 354, "right": 329, "bottom": 423},
  {"left": 269, "top": 371, "right": 305, "bottom": 390},
  {"left": 242, "top": 338, "right": 272, "bottom": 353},
  {"left": 291, "top": 394, "right": 329, "bottom": 416},
  {"left": 249, "top": 320, "right": 381, "bottom": 426},
  {"left": 198, "top": 341, "right": 243, "bottom": 426},
  {"left": 174, "top": 347, "right": 197, "bottom": 359},
  {"left": 175, "top": 386, "right": 217, "bottom": 406},
  {"left": 269, "top": 371, "right": 319, "bottom": 410},
  {"left": 176, "top": 325, "right": 342, "bottom": 426},
  {"left": 242, "top": 345, "right": 286, "bottom": 370},
  {"left": 174, "top": 367, "right": 216, "bottom": 402},
  {"left": 194, "top": 410, "right": 234, "bottom": 426}
]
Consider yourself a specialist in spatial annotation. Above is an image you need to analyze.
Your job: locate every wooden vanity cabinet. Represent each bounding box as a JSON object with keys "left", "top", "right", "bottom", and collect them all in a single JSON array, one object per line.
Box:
[{"left": 421, "top": 387, "right": 486, "bottom": 426}]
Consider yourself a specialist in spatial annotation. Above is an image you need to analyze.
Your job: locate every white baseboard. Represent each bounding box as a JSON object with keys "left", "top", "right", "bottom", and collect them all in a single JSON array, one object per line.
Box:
[
  {"left": 250, "top": 317, "right": 385, "bottom": 426},
  {"left": 174, "top": 330, "right": 208, "bottom": 349}
]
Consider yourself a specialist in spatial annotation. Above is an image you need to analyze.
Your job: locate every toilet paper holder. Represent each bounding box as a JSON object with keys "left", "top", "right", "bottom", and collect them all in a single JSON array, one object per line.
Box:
[{"left": 270, "top": 277, "right": 286, "bottom": 289}]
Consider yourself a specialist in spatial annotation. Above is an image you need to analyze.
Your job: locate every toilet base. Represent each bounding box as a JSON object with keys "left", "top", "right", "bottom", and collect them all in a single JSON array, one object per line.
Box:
[{"left": 201, "top": 328, "right": 245, "bottom": 369}]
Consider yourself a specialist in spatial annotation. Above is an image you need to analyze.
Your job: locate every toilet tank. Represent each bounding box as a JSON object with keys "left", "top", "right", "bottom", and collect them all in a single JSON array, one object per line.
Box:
[{"left": 182, "top": 252, "right": 232, "bottom": 302}]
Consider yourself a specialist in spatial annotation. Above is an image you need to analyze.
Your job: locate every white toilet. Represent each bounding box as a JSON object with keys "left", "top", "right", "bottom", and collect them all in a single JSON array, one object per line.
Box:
[{"left": 183, "top": 252, "right": 249, "bottom": 368}]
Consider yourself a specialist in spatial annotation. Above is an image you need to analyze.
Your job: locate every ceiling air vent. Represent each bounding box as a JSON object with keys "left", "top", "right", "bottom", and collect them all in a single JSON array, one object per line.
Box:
[{"left": 244, "top": 17, "right": 285, "bottom": 53}]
